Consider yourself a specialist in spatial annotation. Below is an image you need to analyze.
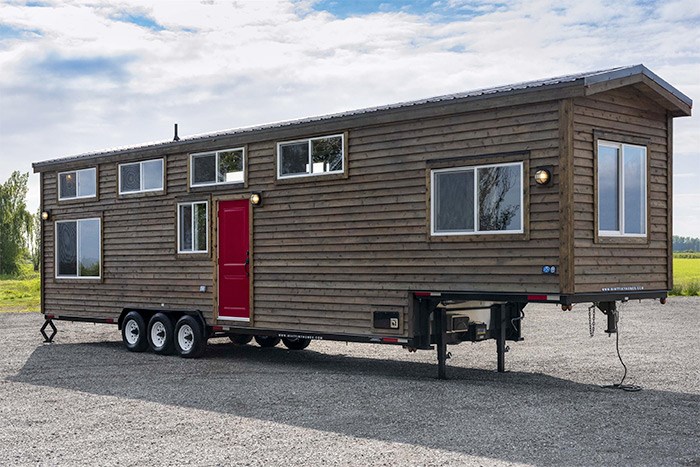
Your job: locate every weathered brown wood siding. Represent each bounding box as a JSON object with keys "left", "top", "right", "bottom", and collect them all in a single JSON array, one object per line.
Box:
[
  {"left": 571, "top": 86, "right": 670, "bottom": 294},
  {"left": 249, "top": 100, "right": 562, "bottom": 335},
  {"left": 42, "top": 156, "right": 214, "bottom": 322},
  {"left": 41, "top": 98, "right": 564, "bottom": 336}
]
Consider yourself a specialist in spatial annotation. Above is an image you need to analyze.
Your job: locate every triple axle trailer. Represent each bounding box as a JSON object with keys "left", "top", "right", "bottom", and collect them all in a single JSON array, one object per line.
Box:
[{"left": 33, "top": 65, "right": 691, "bottom": 378}]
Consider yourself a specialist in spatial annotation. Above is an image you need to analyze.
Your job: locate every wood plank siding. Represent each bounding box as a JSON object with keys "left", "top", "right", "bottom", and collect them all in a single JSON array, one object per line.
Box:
[
  {"left": 40, "top": 99, "right": 563, "bottom": 336},
  {"left": 571, "top": 86, "right": 671, "bottom": 294},
  {"left": 36, "top": 67, "right": 690, "bottom": 338}
]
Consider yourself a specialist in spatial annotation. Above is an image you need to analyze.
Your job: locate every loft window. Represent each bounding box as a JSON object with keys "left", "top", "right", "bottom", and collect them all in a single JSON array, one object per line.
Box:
[
  {"left": 178, "top": 201, "right": 208, "bottom": 253},
  {"left": 598, "top": 141, "right": 647, "bottom": 236},
  {"left": 119, "top": 159, "right": 164, "bottom": 194},
  {"left": 277, "top": 134, "right": 344, "bottom": 179},
  {"left": 55, "top": 218, "right": 101, "bottom": 278},
  {"left": 431, "top": 162, "right": 523, "bottom": 236},
  {"left": 58, "top": 168, "right": 96, "bottom": 200},
  {"left": 190, "top": 148, "right": 245, "bottom": 187}
]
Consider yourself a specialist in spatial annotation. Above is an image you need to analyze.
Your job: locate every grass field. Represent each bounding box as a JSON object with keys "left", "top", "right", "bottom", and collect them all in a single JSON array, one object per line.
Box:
[
  {"left": 0, "top": 263, "right": 40, "bottom": 313},
  {"left": 0, "top": 254, "right": 697, "bottom": 313},
  {"left": 672, "top": 255, "right": 700, "bottom": 296}
]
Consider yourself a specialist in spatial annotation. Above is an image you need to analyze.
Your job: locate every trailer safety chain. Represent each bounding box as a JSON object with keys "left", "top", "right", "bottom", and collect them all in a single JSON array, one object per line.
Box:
[{"left": 588, "top": 304, "right": 596, "bottom": 338}]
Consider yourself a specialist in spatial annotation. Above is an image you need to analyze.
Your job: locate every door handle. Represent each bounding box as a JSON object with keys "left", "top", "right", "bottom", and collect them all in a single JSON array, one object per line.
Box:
[{"left": 244, "top": 251, "right": 250, "bottom": 276}]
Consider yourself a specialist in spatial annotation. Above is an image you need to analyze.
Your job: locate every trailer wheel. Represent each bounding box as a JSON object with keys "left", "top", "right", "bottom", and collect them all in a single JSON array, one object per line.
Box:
[
  {"left": 148, "top": 313, "right": 175, "bottom": 355},
  {"left": 281, "top": 337, "right": 311, "bottom": 350},
  {"left": 174, "top": 315, "right": 206, "bottom": 358},
  {"left": 254, "top": 336, "right": 280, "bottom": 348},
  {"left": 122, "top": 311, "right": 148, "bottom": 352},
  {"left": 229, "top": 334, "right": 252, "bottom": 345}
]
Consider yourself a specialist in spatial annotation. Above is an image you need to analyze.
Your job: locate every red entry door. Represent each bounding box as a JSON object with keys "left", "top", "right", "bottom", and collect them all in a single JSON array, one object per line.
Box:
[{"left": 218, "top": 200, "right": 250, "bottom": 321}]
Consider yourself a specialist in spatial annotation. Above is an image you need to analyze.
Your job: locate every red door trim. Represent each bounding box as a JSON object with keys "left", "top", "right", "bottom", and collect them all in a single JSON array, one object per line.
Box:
[{"left": 215, "top": 197, "right": 253, "bottom": 323}]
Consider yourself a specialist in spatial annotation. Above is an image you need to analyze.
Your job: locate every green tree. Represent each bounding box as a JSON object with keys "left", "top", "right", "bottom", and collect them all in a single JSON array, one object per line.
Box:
[
  {"left": 29, "top": 208, "right": 41, "bottom": 271},
  {"left": 0, "top": 171, "right": 32, "bottom": 275}
]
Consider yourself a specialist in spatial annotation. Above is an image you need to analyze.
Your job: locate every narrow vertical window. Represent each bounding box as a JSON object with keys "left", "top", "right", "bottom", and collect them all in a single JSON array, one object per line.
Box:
[
  {"left": 178, "top": 201, "right": 208, "bottom": 253},
  {"left": 598, "top": 141, "right": 647, "bottom": 236}
]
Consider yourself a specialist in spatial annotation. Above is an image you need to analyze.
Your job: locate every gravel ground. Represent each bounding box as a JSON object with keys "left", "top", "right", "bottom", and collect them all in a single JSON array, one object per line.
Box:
[{"left": 1, "top": 298, "right": 698, "bottom": 466}]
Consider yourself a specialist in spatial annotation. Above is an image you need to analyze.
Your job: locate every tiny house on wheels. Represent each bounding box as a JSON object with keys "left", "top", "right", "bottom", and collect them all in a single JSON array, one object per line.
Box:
[{"left": 33, "top": 65, "right": 691, "bottom": 378}]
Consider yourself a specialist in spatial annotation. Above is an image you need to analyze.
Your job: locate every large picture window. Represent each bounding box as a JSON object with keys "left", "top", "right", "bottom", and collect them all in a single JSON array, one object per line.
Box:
[
  {"left": 277, "top": 134, "right": 344, "bottom": 179},
  {"left": 55, "top": 218, "right": 101, "bottom": 278},
  {"left": 119, "top": 159, "right": 164, "bottom": 194},
  {"left": 58, "top": 168, "right": 96, "bottom": 200},
  {"left": 190, "top": 148, "right": 245, "bottom": 187},
  {"left": 598, "top": 141, "right": 647, "bottom": 236},
  {"left": 178, "top": 201, "right": 208, "bottom": 253},
  {"left": 431, "top": 162, "right": 523, "bottom": 236}
]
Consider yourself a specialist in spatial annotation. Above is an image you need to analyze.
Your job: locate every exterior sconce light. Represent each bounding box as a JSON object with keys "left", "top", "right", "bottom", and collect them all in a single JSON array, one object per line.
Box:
[
  {"left": 41, "top": 210, "right": 51, "bottom": 221},
  {"left": 250, "top": 192, "right": 262, "bottom": 206},
  {"left": 534, "top": 168, "right": 552, "bottom": 186}
]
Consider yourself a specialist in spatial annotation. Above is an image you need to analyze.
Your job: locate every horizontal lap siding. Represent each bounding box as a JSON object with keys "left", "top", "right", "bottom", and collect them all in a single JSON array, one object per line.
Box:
[
  {"left": 572, "top": 88, "right": 669, "bottom": 293},
  {"left": 42, "top": 99, "right": 563, "bottom": 336},
  {"left": 251, "top": 102, "right": 562, "bottom": 335},
  {"left": 42, "top": 157, "right": 216, "bottom": 322}
]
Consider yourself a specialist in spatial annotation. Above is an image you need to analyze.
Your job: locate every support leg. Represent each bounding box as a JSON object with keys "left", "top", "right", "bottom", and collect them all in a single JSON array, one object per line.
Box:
[
  {"left": 434, "top": 307, "right": 448, "bottom": 380},
  {"left": 40, "top": 319, "right": 57, "bottom": 343},
  {"left": 496, "top": 304, "right": 506, "bottom": 373}
]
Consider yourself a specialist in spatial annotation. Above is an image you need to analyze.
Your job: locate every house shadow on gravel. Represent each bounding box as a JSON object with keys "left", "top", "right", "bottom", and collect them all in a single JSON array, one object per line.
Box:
[{"left": 10, "top": 340, "right": 700, "bottom": 466}]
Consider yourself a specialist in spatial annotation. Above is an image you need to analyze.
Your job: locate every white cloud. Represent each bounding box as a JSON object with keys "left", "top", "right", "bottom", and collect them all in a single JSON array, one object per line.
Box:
[{"left": 0, "top": 0, "right": 698, "bottom": 235}]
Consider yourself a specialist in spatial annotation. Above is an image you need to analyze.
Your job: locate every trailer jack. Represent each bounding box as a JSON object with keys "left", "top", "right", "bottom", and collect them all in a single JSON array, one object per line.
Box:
[
  {"left": 40, "top": 319, "right": 57, "bottom": 343},
  {"left": 597, "top": 301, "right": 618, "bottom": 334}
]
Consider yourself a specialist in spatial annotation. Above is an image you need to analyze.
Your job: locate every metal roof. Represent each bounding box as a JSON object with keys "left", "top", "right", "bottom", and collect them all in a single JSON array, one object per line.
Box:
[{"left": 33, "top": 64, "right": 691, "bottom": 170}]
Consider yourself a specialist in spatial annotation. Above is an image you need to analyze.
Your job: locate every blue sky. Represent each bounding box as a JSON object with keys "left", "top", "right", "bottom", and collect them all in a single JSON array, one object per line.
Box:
[{"left": 0, "top": 0, "right": 698, "bottom": 235}]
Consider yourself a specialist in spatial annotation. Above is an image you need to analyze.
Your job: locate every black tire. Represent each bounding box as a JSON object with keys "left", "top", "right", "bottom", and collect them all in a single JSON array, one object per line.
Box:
[
  {"left": 281, "top": 337, "right": 312, "bottom": 350},
  {"left": 121, "top": 311, "right": 148, "bottom": 352},
  {"left": 229, "top": 334, "right": 253, "bottom": 345},
  {"left": 254, "top": 335, "right": 280, "bottom": 348},
  {"left": 147, "top": 313, "right": 175, "bottom": 355},
  {"left": 174, "top": 315, "right": 206, "bottom": 358}
]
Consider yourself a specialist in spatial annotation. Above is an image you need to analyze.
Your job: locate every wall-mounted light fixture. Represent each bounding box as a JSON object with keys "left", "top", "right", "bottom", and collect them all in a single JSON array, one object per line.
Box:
[
  {"left": 250, "top": 192, "right": 262, "bottom": 206},
  {"left": 534, "top": 167, "right": 552, "bottom": 186},
  {"left": 41, "top": 210, "right": 51, "bottom": 221}
]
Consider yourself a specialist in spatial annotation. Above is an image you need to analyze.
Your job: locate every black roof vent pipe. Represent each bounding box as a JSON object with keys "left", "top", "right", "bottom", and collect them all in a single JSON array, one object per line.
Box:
[{"left": 173, "top": 123, "right": 180, "bottom": 141}]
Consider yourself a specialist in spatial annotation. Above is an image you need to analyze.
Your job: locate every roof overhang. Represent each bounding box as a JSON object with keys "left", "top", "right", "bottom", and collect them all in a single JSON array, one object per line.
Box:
[{"left": 583, "top": 64, "right": 692, "bottom": 117}]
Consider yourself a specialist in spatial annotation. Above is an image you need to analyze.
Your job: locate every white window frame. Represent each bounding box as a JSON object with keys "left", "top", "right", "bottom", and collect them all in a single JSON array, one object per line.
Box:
[
  {"left": 58, "top": 167, "right": 97, "bottom": 201},
  {"left": 177, "top": 201, "right": 209, "bottom": 254},
  {"left": 430, "top": 161, "right": 524, "bottom": 236},
  {"left": 189, "top": 147, "right": 246, "bottom": 188},
  {"left": 598, "top": 140, "right": 647, "bottom": 238},
  {"left": 118, "top": 158, "right": 164, "bottom": 194},
  {"left": 54, "top": 218, "right": 101, "bottom": 279},
  {"left": 277, "top": 134, "right": 344, "bottom": 179}
]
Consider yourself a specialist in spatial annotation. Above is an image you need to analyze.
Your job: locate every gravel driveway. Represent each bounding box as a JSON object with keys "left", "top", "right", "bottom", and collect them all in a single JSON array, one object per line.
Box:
[{"left": 1, "top": 298, "right": 698, "bottom": 466}]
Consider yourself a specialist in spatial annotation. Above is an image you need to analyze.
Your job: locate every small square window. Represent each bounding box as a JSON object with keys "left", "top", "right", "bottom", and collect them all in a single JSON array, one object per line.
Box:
[
  {"left": 58, "top": 168, "right": 97, "bottom": 200},
  {"left": 119, "top": 159, "right": 164, "bottom": 194},
  {"left": 190, "top": 148, "right": 245, "bottom": 187},
  {"left": 431, "top": 162, "right": 523, "bottom": 236},
  {"left": 277, "top": 134, "right": 344, "bottom": 179}
]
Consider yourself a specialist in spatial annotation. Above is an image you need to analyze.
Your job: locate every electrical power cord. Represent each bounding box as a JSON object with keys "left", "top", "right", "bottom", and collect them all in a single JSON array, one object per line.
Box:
[{"left": 601, "top": 305, "right": 642, "bottom": 392}]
